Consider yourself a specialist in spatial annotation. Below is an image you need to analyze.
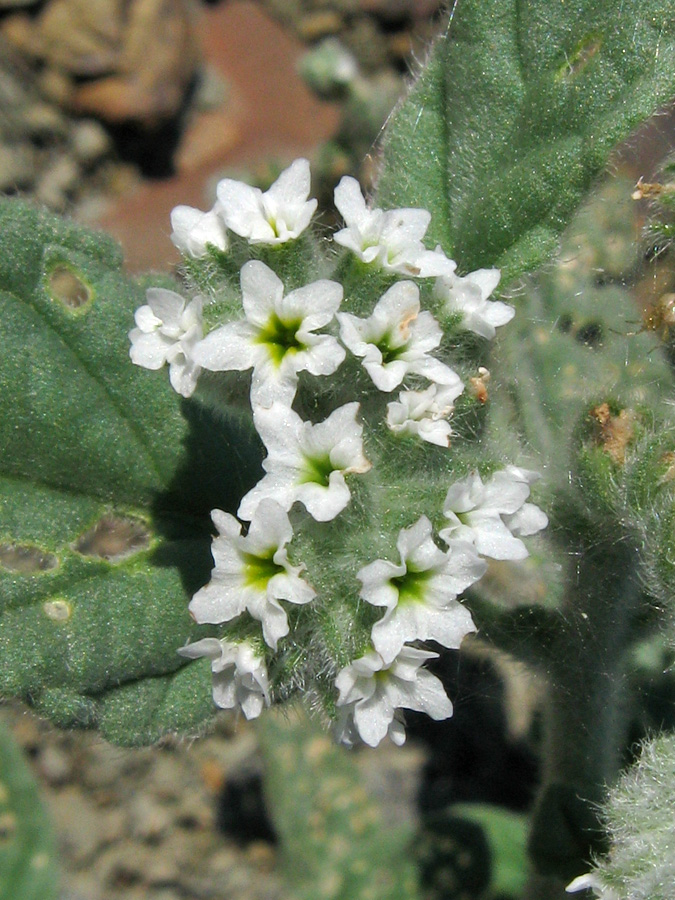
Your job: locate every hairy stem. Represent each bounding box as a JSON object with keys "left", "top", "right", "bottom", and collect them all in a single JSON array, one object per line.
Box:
[{"left": 525, "top": 534, "right": 642, "bottom": 899}]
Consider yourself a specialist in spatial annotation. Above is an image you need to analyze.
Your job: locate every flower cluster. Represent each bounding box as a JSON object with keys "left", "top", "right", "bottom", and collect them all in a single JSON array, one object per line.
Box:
[
  {"left": 128, "top": 159, "right": 546, "bottom": 745},
  {"left": 169, "top": 157, "right": 316, "bottom": 255},
  {"left": 441, "top": 467, "right": 548, "bottom": 561},
  {"left": 333, "top": 175, "right": 457, "bottom": 277}
]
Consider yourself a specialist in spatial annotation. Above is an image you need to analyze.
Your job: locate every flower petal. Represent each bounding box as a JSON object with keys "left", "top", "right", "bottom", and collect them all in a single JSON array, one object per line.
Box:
[
  {"left": 217, "top": 179, "right": 270, "bottom": 240},
  {"left": 266, "top": 157, "right": 312, "bottom": 207},
  {"left": 504, "top": 502, "right": 549, "bottom": 536},
  {"left": 334, "top": 175, "right": 370, "bottom": 227}
]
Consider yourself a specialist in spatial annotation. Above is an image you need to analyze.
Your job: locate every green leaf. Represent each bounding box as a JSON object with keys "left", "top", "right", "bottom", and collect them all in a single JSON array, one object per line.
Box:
[
  {"left": 418, "top": 803, "right": 528, "bottom": 900},
  {"left": 450, "top": 803, "right": 528, "bottom": 899},
  {"left": 257, "top": 706, "right": 421, "bottom": 900},
  {"left": 0, "top": 715, "right": 59, "bottom": 900},
  {"left": 376, "top": 0, "right": 675, "bottom": 282},
  {"left": 0, "top": 200, "right": 262, "bottom": 745}
]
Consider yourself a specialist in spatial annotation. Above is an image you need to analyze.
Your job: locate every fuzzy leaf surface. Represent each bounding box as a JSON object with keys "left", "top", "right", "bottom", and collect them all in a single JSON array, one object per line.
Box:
[
  {"left": 376, "top": 0, "right": 675, "bottom": 282},
  {"left": 0, "top": 200, "right": 260, "bottom": 745}
]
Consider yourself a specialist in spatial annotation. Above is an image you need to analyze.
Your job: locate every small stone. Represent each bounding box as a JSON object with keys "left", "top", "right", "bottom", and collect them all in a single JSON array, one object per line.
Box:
[
  {"left": 0, "top": 12, "right": 44, "bottom": 58},
  {"left": 0, "top": 69, "right": 29, "bottom": 111},
  {"left": 70, "top": 120, "right": 112, "bottom": 165},
  {"left": 298, "top": 10, "right": 343, "bottom": 41},
  {"left": 206, "top": 846, "right": 238, "bottom": 877},
  {"left": 147, "top": 891, "right": 184, "bottom": 900},
  {"left": 97, "top": 806, "right": 125, "bottom": 842},
  {"left": 63, "top": 871, "right": 106, "bottom": 900},
  {"left": 49, "top": 788, "right": 105, "bottom": 866},
  {"left": 144, "top": 846, "right": 181, "bottom": 885},
  {"left": 80, "top": 742, "right": 140, "bottom": 792},
  {"left": 36, "top": 67, "right": 74, "bottom": 106},
  {"left": 35, "top": 154, "right": 81, "bottom": 211},
  {"left": 96, "top": 840, "right": 152, "bottom": 886},
  {"left": 174, "top": 790, "right": 212, "bottom": 831},
  {"left": 67, "top": 0, "right": 199, "bottom": 125},
  {"left": 37, "top": 744, "right": 72, "bottom": 786},
  {"left": 21, "top": 102, "right": 69, "bottom": 139},
  {"left": 342, "top": 16, "right": 389, "bottom": 71},
  {"left": 245, "top": 840, "right": 276, "bottom": 872},
  {"left": 150, "top": 754, "right": 185, "bottom": 803},
  {"left": 127, "top": 795, "right": 172, "bottom": 842},
  {"left": 37, "top": 0, "right": 124, "bottom": 75},
  {"left": 0, "top": 143, "right": 35, "bottom": 191},
  {"left": 6, "top": 708, "right": 42, "bottom": 752}
]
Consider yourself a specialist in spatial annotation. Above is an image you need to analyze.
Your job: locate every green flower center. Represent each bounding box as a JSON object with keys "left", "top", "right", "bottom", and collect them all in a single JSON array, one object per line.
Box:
[
  {"left": 378, "top": 331, "right": 408, "bottom": 365},
  {"left": 299, "top": 454, "right": 334, "bottom": 487},
  {"left": 268, "top": 216, "right": 280, "bottom": 237},
  {"left": 390, "top": 567, "right": 431, "bottom": 604},
  {"left": 242, "top": 551, "right": 285, "bottom": 590},
  {"left": 257, "top": 313, "right": 305, "bottom": 366},
  {"left": 373, "top": 668, "right": 391, "bottom": 684}
]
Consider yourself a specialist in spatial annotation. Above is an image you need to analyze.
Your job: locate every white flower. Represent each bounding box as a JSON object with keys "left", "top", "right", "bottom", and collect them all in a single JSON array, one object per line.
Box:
[
  {"left": 188, "top": 502, "right": 316, "bottom": 650},
  {"left": 129, "top": 288, "right": 203, "bottom": 397},
  {"left": 178, "top": 638, "right": 270, "bottom": 719},
  {"left": 338, "top": 281, "right": 462, "bottom": 392},
  {"left": 439, "top": 466, "right": 548, "bottom": 560},
  {"left": 358, "top": 517, "right": 483, "bottom": 664},
  {"left": 386, "top": 382, "right": 464, "bottom": 447},
  {"left": 566, "top": 874, "right": 620, "bottom": 900},
  {"left": 170, "top": 203, "right": 229, "bottom": 257},
  {"left": 333, "top": 176, "right": 456, "bottom": 277},
  {"left": 216, "top": 158, "right": 317, "bottom": 245},
  {"left": 238, "top": 402, "right": 371, "bottom": 522},
  {"left": 193, "top": 261, "right": 345, "bottom": 408},
  {"left": 334, "top": 646, "right": 453, "bottom": 747},
  {"left": 434, "top": 268, "right": 514, "bottom": 339}
]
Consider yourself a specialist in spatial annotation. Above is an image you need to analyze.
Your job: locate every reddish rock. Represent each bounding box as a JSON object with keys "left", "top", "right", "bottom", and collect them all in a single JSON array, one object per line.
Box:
[
  {"left": 92, "top": 0, "right": 341, "bottom": 273},
  {"left": 2, "top": 0, "right": 200, "bottom": 124}
]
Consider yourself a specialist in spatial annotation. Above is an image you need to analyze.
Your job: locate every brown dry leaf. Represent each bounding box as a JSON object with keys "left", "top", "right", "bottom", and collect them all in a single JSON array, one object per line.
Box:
[
  {"left": 469, "top": 366, "right": 491, "bottom": 404},
  {"left": 590, "top": 402, "right": 635, "bottom": 465}
]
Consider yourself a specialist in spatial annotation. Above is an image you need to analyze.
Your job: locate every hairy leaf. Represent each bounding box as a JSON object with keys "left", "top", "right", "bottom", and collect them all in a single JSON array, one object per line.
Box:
[
  {"left": 0, "top": 200, "right": 261, "bottom": 745},
  {"left": 377, "top": 0, "right": 675, "bottom": 282}
]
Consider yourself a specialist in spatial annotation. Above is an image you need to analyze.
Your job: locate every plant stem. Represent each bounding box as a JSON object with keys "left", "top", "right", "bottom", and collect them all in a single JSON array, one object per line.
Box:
[{"left": 525, "top": 533, "right": 642, "bottom": 899}]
